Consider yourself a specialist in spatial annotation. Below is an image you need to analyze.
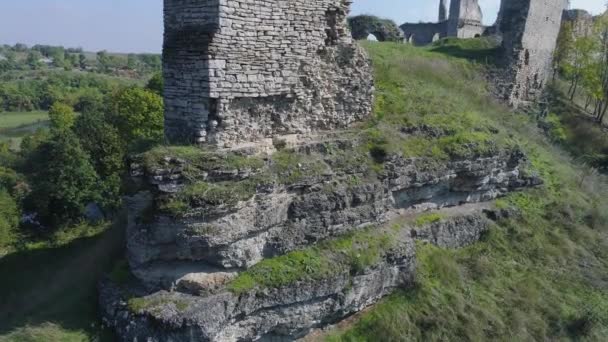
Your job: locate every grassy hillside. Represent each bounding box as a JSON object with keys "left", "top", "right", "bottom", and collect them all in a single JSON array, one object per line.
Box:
[
  {"left": 1, "top": 39, "right": 607, "bottom": 342},
  {"left": 323, "top": 41, "right": 608, "bottom": 341}
]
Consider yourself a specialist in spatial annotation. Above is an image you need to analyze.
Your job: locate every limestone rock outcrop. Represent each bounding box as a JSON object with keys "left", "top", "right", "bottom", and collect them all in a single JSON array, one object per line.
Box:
[
  {"left": 101, "top": 204, "right": 501, "bottom": 341},
  {"left": 100, "top": 132, "right": 541, "bottom": 341}
]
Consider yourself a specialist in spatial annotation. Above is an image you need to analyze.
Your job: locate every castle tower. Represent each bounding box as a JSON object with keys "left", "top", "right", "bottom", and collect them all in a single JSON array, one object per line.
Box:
[
  {"left": 163, "top": 0, "right": 374, "bottom": 147},
  {"left": 439, "top": 0, "right": 448, "bottom": 22},
  {"left": 498, "top": 0, "right": 569, "bottom": 107},
  {"left": 447, "top": 0, "right": 484, "bottom": 38}
]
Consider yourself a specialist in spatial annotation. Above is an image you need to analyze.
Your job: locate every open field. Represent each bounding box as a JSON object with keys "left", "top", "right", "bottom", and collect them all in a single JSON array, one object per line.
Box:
[{"left": 0, "top": 111, "right": 49, "bottom": 149}]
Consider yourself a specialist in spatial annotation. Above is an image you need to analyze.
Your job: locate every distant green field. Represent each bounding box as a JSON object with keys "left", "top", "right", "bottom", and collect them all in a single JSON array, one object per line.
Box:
[{"left": 0, "top": 111, "right": 49, "bottom": 149}]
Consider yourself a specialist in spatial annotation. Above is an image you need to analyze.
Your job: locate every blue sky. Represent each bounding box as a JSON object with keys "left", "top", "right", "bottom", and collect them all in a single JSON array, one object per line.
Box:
[{"left": 0, "top": 0, "right": 605, "bottom": 53}]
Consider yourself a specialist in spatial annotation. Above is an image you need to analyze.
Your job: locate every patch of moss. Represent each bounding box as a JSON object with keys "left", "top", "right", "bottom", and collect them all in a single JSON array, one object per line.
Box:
[
  {"left": 228, "top": 227, "right": 396, "bottom": 294},
  {"left": 414, "top": 213, "right": 444, "bottom": 227},
  {"left": 141, "top": 145, "right": 265, "bottom": 174},
  {"left": 270, "top": 150, "right": 329, "bottom": 184},
  {"left": 159, "top": 178, "right": 262, "bottom": 216}
]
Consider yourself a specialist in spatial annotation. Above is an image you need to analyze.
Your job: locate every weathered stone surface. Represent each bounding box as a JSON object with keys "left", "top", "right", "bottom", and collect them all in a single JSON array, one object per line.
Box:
[
  {"left": 101, "top": 209, "right": 501, "bottom": 341},
  {"left": 562, "top": 9, "right": 596, "bottom": 38},
  {"left": 163, "top": 0, "right": 374, "bottom": 147},
  {"left": 125, "top": 145, "right": 540, "bottom": 291},
  {"left": 447, "top": 0, "right": 485, "bottom": 39},
  {"left": 411, "top": 213, "right": 490, "bottom": 248},
  {"left": 498, "top": 0, "right": 568, "bottom": 107}
]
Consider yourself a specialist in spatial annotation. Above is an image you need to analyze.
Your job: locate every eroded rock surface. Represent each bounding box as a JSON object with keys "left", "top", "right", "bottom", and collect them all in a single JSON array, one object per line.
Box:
[
  {"left": 125, "top": 145, "right": 539, "bottom": 289},
  {"left": 101, "top": 209, "right": 500, "bottom": 341},
  {"left": 163, "top": 0, "right": 374, "bottom": 147}
]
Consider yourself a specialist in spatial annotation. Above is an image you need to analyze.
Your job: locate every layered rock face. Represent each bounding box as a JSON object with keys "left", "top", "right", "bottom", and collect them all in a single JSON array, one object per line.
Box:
[
  {"left": 100, "top": 136, "right": 541, "bottom": 341},
  {"left": 125, "top": 147, "right": 539, "bottom": 287},
  {"left": 163, "top": 0, "right": 374, "bottom": 147},
  {"left": 498, "top": 0, "right": 568, "bottom": 107}
]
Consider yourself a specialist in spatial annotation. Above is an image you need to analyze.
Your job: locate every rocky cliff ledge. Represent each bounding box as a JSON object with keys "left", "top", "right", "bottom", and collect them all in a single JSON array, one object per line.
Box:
[{"left": 100, "top": 131, "right": 540, "bottom": 341}]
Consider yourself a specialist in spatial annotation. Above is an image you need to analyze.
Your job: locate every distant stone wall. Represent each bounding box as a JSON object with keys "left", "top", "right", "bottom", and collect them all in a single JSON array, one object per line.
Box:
[
  {"left": 400, "top": 22, "right": 447, "bottom": 46},
  {"left": 447, "top": 0, "right": 485, "bottom": 38},
  {"left": 562, "top": 9, "right": 595, "bottom": 38},
  {"left": 348, "top": 15, "right": 404, "bottom": 42},
  {"left": 499, "top": 0, "right": 568, "bottom": 107},
  {"left": 163, "top": 0, "right": 374, "bottom": 147}
]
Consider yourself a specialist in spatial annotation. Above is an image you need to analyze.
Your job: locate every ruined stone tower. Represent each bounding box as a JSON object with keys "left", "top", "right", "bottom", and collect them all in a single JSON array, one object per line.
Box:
[
  {"left": 498, "top": 0, "right": 568, "bottom": 107},
  {"left": 163, "top": 0, "right": 374, "bottom": 148},
  {"left": 447, "top": 0, "right": 485, "bottom": 38},
  {"left": 439, "top": 0, "right": 448, "bottom": 22}
]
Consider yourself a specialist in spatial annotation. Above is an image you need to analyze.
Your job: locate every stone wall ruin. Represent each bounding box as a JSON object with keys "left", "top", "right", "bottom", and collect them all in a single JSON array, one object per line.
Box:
[
  {"left": 163, "top": 0, "right": 374, "bottom": 147},
  {"left": 499, "top": 0, "right": 569, "bottom": 107}
]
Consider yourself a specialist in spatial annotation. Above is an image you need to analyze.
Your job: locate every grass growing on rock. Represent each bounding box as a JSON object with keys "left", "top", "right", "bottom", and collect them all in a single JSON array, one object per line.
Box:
[
  {"left": 324, "top": 40, "right": 608, "bottom": 341},
  {"left": 414, "top": 213, "right": 444, "bottom": 227},
  {"left": 228, "top": 228, "right": 396, "bottom": 294}
]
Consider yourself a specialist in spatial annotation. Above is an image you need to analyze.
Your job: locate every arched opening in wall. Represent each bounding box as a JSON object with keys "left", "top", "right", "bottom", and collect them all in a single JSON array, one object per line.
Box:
[
  {"left": 367, "top": 33, "right": 379, "bottom": 41},
  {"left": 371, "top": 31, "right": 387, "bottom": 42},
  {"left": 474, "top": 34, "right": 481, "bottom": 38}
]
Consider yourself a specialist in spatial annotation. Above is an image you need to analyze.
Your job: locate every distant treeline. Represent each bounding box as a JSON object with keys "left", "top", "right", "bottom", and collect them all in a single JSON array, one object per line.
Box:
[
  {"left": 0, "top": 70, "right": 139, "bottom": 113},
  {"left": 0, "top": 43, "right": 161, "bottom": 78}
]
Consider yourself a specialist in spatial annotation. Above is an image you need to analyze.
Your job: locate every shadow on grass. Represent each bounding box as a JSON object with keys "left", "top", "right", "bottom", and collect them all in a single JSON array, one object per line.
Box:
[
  {"left": 0, "top": 220, "right": 125, "bottom": 341},
  {"left": 430, "top": 37, "right": 501, "bottom": 65}
]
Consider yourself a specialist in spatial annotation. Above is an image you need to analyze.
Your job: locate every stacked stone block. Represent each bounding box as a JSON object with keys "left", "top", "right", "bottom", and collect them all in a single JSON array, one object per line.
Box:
[
  {"left": 498, "top": 0, "right": 568, "bottom": 107},
  {"left": 163, "top": 0, "right": 374, "bottom": 147},
  {"left": 447, "top": 0, "right": 485, "bottom": 38}
]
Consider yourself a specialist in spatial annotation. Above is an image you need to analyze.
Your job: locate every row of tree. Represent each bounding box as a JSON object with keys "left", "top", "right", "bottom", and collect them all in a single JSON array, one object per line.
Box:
[
  {"left": 554, "top": 11, "right": 608, "bottom": 123},
  {"left": 0, "top": 43, "right": 161, "bottom": 77},
  {"left": 0, "top": 77, "right": 163, "bottom": 249},
  {"left": 0, "top": 71, "right": 135, "bottom": 112}
]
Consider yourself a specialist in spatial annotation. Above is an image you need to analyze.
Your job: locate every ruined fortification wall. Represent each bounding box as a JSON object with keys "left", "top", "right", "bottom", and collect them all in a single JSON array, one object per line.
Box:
[
  {"left": 163, "top": 0, "right": 373, "bottom": 147},
  {"left": 563, "top": 9, "right": 596, "bottom": 38},
  {"left": 498, "top": 0, "right": 568, "bottom": 107},
  {"left": 448, "top": 0, "right": 485, "bottom": 38},
  {"left": 400, "top": 22, "right": 447, "bottom": 46}
]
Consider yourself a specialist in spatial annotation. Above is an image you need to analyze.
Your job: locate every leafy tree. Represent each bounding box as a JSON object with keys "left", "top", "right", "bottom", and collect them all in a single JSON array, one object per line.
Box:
[
  {"left": 97, "top": 50, "right": 110, "bottom": 73},
  {"left": 146, "top": 72, "right": 164, "bottom": 95},
  {"left": 109, "top": 87, "right": 164, "bottom": 150},
  {"left": 74, "top": 88, "right": 104, "bottom": 114},
  {"left": 564, "top": 36, "right": 597, "bottom": 100},
  {"left": 554, "top": 21, "right": 574, "bottom": 80},
  {"left": 74, "top": 112, "right": 126, "bottom": 210},
  {"left": 48, "top": 102, "right": 76, "bottom": 132},
  {"left": 26, "top": 130, "right": 100, "bottom": 226},
  {"left": 0, "top": 189, "right": 20, "bottom": 249},
  {"left": 26, "top": 50, "right": 43, "bottom": 70},
  {"left": 79, "top": 53, "right": 87, "bottom": 69}
]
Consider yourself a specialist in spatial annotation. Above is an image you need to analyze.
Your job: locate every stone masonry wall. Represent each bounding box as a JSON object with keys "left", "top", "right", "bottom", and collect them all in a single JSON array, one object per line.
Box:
[
  {"left": 163, "top": 0, "right": 374, "bottom": 147},
  {"left": 498, "top": 0, "right": 568, "bottom": 107},
  {"left": 447, "top": 0, "right": 485, "bottom": 38}
]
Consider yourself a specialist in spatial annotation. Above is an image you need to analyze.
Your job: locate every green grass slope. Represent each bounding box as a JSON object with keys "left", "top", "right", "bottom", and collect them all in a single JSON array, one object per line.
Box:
[
  {"left": 325, "top": 41, "right": 608, "bottom": 341},
  {"left": 0, "top": 222, "right": 124, "bottom": 342}
]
